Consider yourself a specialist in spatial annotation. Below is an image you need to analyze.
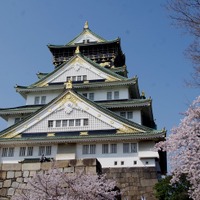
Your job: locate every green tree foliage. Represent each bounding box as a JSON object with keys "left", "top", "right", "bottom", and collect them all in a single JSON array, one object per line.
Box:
[{"left": 154, "top": 175, "right": 192, "bottom": 200}]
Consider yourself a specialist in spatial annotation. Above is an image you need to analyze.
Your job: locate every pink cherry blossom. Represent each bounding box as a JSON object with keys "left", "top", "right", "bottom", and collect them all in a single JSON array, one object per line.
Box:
[{"left": 155, "top": 96, "right": 200, "bottom": 200}]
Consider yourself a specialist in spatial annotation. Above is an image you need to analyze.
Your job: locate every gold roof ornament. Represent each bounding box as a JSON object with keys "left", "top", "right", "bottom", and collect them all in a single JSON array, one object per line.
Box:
[
  {"left": 84, "top": 21, "right": 89, "bottom": 29},
  {"left": 75, "top": 46, "right": 80, "bottom": 54},
  {"left": 65, "top": 79, "right": 73, "bottom": 89},
  {"left": 141, "top": 91, "right": 146, "bottom": 99}
]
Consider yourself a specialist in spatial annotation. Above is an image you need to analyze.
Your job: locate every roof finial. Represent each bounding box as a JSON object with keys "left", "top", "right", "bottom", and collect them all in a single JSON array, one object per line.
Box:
[
  {"left": 141, "top": 91, "right": 146, "bottom": 99},
  {"left": 65, "top": 79, "right": 73, "bottom": 89},
  {"left": 84, "top": 21, "right": 89, "bottom": 29},
  {"left": 75, "top": 46, "right": 80, "bottom": 54}
]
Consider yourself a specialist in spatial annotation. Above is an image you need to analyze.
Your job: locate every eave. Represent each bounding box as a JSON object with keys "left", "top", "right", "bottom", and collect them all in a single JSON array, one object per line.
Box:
[
  {"left": 0, "top": 130, "right": 166, "bottom": 145},
  {"left": 47, "top": 38, "right": 120, "bottom": 49}
]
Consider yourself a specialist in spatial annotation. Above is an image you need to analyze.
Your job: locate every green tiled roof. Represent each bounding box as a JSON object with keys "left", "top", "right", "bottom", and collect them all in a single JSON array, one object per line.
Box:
[
  {"left": 0, "top": 88, "right": 161, "bottom": 138},
  {"left": 98, "top": 99, "right": 152, "bottom": 108},
  {"left": 16, "top": 53, "right": 127, "bottom": 90},
  {"left": 0, "top": 130, "right": 166, "bottom": 144},
  {"left": 0, "top": 105, "right": 42, "bottom": 115}
]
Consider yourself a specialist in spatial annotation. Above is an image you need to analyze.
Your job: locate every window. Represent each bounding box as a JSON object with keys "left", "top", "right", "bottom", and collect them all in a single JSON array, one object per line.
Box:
[
  {"left": 110, "top": 144, "right": 117, "bottom": 153},
  {"left": 2, "top": 148, "right": 8, "bottom": 157},
  {"left": 34, "top": 96, "right": 40, "bottom": 105},
  {"left": 120, "top": 112, "right": 126, "bottom": 118},
  {"left": 114, "top": 91, "right": 119, "bottom": 99},
  {"left": 127, "top": 112, "right": 133, "bottom": 119},
  {"left": 89, "top": 93, "right": 94, "bottom": 101},
  {"left": 133, "top": 161, "right": 137, "bottom": 165},
  {"left": 67, "top": 76, "right": 71, "bottom": 81},
  {"left": 69, "top": 119, "right": 74, "bottom": 126},
  {"left": 48, "top": 120, "right": 54, "bottom": 128},
  {"left": 131, "top": 143, "right": 137, "bottom": 153},
  {"left": 114, "top": 161, "right": 117, "bottom": 166},
  {"left": 46, "top": 146, "right": 51, "bottom": 156},
  {"left": 83, "top": 75, "right": 87, "bottom": 81},
  {"left": 41, "top": 96, "right": 46, "bottom": 104},
  {"left": 82, "top": 145, "right": 89, "bottom": 154},
  {"left": 121, "top": 161, "right": 124, "bottom": 165},
  {"left": 83, "top": 119, "right": 89, "bottom": 126},
  {"left": 90, "top": 144, "right": 96, "bottom": 154},
  {"left": 19, "top": 147, "right": 26, "bottom": 157},
  {"left": 102, "top": 144, "right": 109, "bottom": 154},
  {"left": 15, "top": 118, "right": 21, "bottom": 124},
  {"left": 39, "top": 146, "right": 45, "bottom": 156},
  {"left": 55, "top": 120, "right": 61, "bottom": 127},
  {"left": 8, "top": 147, "right": 14, "bottom": 157},
  {"left": 27, "top": 147, "right": 33, "bottom": 156},
  {"left": 123, "top": 143, "right": 129, "bottom": 153},
  {"left": 72, "top": 76, "right": 76, "bottom": 82},
  {"left": 75, "top": 119, "right": 81, "bottom": 126},
  {"left": 39, "top": 146, "right": 51, "bottom": 156},
  {"left": 77, "top": 76, "right": 81, "bottom": 81},
  {"left": 82, "top": 145, "right": 96, "bottom": 154},
  {"left": 107, "top": 92, "right": 112, "bottom": 100},
  {"left": 62, "top": 120, "right": 68, "bottom": 127}
]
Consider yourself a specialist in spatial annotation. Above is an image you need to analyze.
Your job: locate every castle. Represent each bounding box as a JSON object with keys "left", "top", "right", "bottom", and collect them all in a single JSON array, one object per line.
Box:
[{"left": 0, "top": 22, "right": 166, "bottom": 173}]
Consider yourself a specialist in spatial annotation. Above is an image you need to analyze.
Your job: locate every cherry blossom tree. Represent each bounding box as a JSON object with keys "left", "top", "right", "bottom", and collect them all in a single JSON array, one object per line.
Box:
[
  {"left": 155, "top": 96, "right": 200, "bottom": 200},
  {"left": 166, "top": 0, "right": 200, "bottom": 87},
  {"left": 12, "top": 165, "right": 120, "bottom": 200}
]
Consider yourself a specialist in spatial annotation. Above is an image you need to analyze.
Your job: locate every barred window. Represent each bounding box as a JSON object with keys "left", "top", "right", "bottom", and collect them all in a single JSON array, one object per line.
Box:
[
  {"left": 19, "top": 147, "right": 26, "bottom": 157},
  {"left": 102, "top": 144, "right": 109, "bottom": 154},
  {"left": 123, "top": 143, "right": 129, "bottom": 153},
  {"left": 90, "top": 145, "right": 96, "bottom": 154},
  {"left": 131, "top": 143, "right": 137, "bottom": 153},
  {"left": 69, "top": 119, "right": 74, "bottom": 126},
  {"left": 55, "top": 120, "right": 61, "bottom": 127},
  {"left": 82, "top": 145, "right": 89, "bottom": 154},
  {"left": 34, "top": 96, "right": 40, "bottom": 105},
  {"left": 27, "top": 147, "right": 33, "bottom": 156},
  {"left": 75, "top": 119, "right": 81, "bottom": 126},
  {"left": 107, "top": 92, "right": 112, "bottom": 100},
  {"left": 110, "top": 144, "right": 117, "bottom": 153},
  {"left": 8, "top": 147, "right": 14, "bottom": 157},
  {"left": 46, "top": 146, "right": 51, "bottom": 156},
  {"left": 48, "top": 120, "right": 54, "bottom": 128},
  {"left": 38, "top": 146, "right": 45, "bottom": 156},
  {"left": 2, "top": 148, "right": 8, "bottom": 157},
  {"left": 41, "top": 96, "right": 46, "bottom": 104},
  {"left": 83, "top": 119, "right": 89, "bottom": 126},
  {"left": 62, "top": 120, "right": 68, "bottom": 127},
  {"left": 77, "top": 76, "right": 81, "bottom": 81},
  {"left": 127, "top": 112, "right": 133, "bottom": 119},
  {"left": 89, "top": 93, "right": 94, "bottom": 101},
  {"left": 114, "top": 91, "right": 119, "bottom": 99}
]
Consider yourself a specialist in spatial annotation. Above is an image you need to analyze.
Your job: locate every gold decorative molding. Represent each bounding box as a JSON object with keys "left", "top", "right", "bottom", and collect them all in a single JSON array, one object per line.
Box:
[
  {"left": 80, "top": 131, "right": 88, "bottom": 136},
  {"left": 64, "top": 80, "right": 73, "bottom": 89},
  {"left": 48, "top": 133, "right": 55, "bottom": 137},
  {"left": 75, "top": 46, "right": 80, "bottom": 54},
  {"left": 117, "top": 126, "right": 138, "bottom": 134}
]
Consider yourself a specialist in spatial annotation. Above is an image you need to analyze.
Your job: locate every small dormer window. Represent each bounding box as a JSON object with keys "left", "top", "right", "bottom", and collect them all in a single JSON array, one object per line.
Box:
[{"left": 34, "top": 96, "right": 40, "bottom": 105}]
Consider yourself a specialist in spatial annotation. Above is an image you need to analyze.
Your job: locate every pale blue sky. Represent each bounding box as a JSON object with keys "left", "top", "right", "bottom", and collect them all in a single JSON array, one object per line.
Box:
[{"left": 0, "top": 0, "right": 198, "bottom": 134}]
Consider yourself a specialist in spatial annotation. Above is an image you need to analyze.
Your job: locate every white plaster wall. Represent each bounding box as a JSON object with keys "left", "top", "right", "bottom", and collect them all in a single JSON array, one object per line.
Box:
[
  {"left": 76, "top": 143, "right": 156, "bottom": 168},
  {"left": 51, "top": 64, "right": 104, "bottom": 83},
  {"left": 26, "top": 91, "right": 60, "bottom": 105},
  {"left": 80, "top": 87, "right": 129, "bottom": 101},
  {"left": 25, "top": 108, "right": 114, "bottom": 133},
  {"left": 0, "top": 145, "right": 57, "bottom": 164},
  {"left": 115, "top": 110, "right": 142, "bottom": 124}
]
